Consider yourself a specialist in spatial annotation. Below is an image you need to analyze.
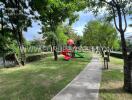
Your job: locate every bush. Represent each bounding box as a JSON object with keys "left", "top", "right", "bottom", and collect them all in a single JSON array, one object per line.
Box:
[
  {"left": 26, "top": 54, "right": 41, "bottom": 62},
  {"left": 26, "top": 53, "right": 52, "bottom": 62}
]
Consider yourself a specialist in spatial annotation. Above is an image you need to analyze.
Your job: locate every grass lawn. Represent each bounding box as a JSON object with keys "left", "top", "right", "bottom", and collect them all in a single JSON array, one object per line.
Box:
[
  {"left": 99, "top": 57, "right": 132, "bottom": 100},
  {"left": 0, "top": 52, "right": 91, "bottom": 100}
]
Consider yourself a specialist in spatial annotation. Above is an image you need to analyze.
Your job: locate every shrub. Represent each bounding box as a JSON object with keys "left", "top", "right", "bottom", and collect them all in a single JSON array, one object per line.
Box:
[
  {"left": 26, "top": 54, "right": 41, "bottom": 62},
  {"left": 26, "top": 53, "right": 52, "bottom": 62}
]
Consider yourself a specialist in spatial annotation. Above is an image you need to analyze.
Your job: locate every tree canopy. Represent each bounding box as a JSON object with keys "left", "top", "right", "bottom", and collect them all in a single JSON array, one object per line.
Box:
[
  {"left": 0, "top": 0, "right": 87, "bottom": 62},
  {"left": 83, "top": 20, "right": 118, "bottom": 49},
  {"left": 86, "top": 0, "right": 132, "bottom": 92}
]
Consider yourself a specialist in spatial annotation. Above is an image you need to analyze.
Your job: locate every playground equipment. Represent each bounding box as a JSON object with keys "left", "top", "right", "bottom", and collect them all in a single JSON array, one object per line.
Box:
[
  {"left": 61, "top": 49, "right": 72, "bottom": 60},
  {"left": 74, "top": 51, "right": 84, "bottom": 58},
  {"left": 61, "top": 39, "right": 84, "bottom": 60},
  {"left": 67, "top": 39, "right": 74, "bottom": 46}
]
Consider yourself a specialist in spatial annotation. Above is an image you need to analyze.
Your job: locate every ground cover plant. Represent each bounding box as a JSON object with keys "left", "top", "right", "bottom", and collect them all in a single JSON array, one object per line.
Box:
[
  {"left": 0, "top": 52, "right": 91, "bottom": 100},
  {"left": 99, "top": 57, "right": 132, "bottom": 100}
]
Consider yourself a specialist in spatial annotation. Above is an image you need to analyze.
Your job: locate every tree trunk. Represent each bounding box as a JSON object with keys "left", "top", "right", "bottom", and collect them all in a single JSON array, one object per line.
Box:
[
  {"left": 51, "top": 39, "right": 54, "bottom": 52},
  {"left": 17, "top": 31, "right": 26, "bottom": 66},
  {"left": 107, "top": 47, "right": 110, "bottom": 62},
  {"left": 2, "top": 52, "right": 6, "bottom": 67},
  {"left": 19, "top": 44, "right": 26, "bottom": 66},
  {"left": 1, "top": 9, "right": 6, "bottom": 67},
  {"left": 14, "top": 53, "right": 20, "bottom": 66},
  {"left": 120, "top": 31, "right": 132, "bottom": 92},
  {"left": 112, "top": 5, "right": 132, "bottom": 92},
  {"left": 53, "top": 46, "right": 58, "bottom": 61},
  {"left": 17, "top": 41, "right": 25, "bottom": 66},
  {"left": 51, "top": 42, "right": 58, "bottom": 61},
  {"left": 99, "top": 46, "right": 104, "bottom": 57}
]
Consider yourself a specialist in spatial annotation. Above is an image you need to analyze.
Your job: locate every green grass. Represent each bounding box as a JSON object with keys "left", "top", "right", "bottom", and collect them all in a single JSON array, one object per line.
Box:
[
  {"left": 99, "top": 57, "right": 132, "bottom": 100},
  {"left": 110, "top": 57, "right": 123, "bottom": 65},
  {"left": 0, "top": 52, "right": 91, "bottom": 100}
]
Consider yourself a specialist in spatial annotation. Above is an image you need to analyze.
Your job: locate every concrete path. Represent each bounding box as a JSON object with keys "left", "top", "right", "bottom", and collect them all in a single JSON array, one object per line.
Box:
[{"left": 52, "top": 54, "right": 102, "bottom": 100}]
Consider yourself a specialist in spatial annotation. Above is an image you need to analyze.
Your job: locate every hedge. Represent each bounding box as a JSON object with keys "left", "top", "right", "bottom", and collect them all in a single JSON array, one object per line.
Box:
[
  {"left": 110, "top": 52, "right": 123, "bottom": 59},
  {"left": 26, "top": 53, "right": 53, "bottom": 62},
  {"left": 105, "top": 51, "right": 123, "bottom": 59}
]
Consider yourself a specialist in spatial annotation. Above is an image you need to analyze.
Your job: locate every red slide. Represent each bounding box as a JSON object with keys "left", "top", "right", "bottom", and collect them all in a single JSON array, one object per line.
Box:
[{"left": 61, "top": 49, "right": 71, "bottom": 61}]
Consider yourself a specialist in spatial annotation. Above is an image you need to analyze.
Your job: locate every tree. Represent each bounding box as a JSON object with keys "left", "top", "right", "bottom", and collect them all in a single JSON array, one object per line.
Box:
[
  {"left": 56, "top": 24, "right": 68, "bottom": 46},
  {"left": 83, "top": 20, "right": 101, "bottom": 46},
  {"left": 112, "top": 39, "right": 121, "bottom": 51},
  {"left": 29, "top": 0, "right": 86, "bottom": 60},
  {"left": 43, "top": 24, "right": 68, "bottom": 60},
  {"left": 0, "top": 0, "right": 33, "bottom": 66},
  {"left": 83, "top": 20, "right": 118, "bottom": 61},
  {"left": 75, "top": 36, "right": 83, "bottom": 47},
  {"left": 0, "top": 8, "right": 6, "bottom": 67},
  {"left": 87, "top": 0, "right": 132, "bottom": 92},
  {"left": 0, "top": 25, "right": 12, "bottom": 67},
  {"left": 43, "top": 31, "right": 58, "bottom": 51},
  {"left": 43, "top": 24, "right": 68, "bottom": 48},
  {"left": 100, "top": 22, "right": 118, "bottom": 64},
  {"left": 0, "top": 6, "right": 18, "bottom": 67}
]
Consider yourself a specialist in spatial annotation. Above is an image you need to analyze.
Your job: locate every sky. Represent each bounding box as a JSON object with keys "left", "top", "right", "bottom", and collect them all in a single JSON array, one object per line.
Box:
[
  {"left": 23, "top": 10, "right": 132, "bottom": 41},
  {"left": 72, "top": 11, "right": 95, "bottom": 36}
]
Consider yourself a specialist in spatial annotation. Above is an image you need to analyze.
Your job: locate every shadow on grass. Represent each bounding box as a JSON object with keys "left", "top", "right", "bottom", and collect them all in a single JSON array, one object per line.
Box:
[
  {"left": 99, "top": 88, "right": 130, "bottom": 94},
  {"left": 83, "top": 88, "right": 130, "bottom": 94}
]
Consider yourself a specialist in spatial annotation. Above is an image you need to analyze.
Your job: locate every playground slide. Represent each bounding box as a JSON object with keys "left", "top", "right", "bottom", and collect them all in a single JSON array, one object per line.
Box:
[
  {"left": 64, "top": 55, "right": 71, "bottom": 60},
  {"left": 75, "top": 51, "right": 84, "bottom": 58},
  {"left": 61, "top": 49, "right": 71, "bottom": 61}
]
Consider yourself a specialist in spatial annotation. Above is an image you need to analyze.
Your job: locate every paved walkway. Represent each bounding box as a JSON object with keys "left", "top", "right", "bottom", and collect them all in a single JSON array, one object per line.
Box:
[{"left": 52, "top": 54, "right": 102, "bottom": 100}]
